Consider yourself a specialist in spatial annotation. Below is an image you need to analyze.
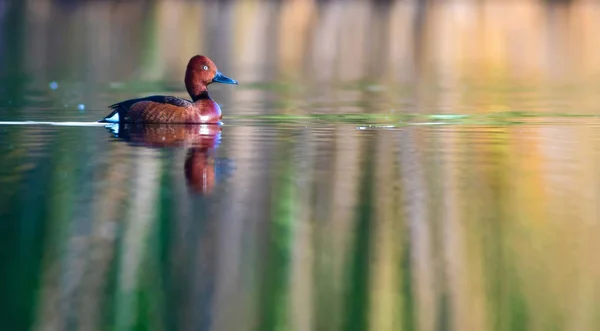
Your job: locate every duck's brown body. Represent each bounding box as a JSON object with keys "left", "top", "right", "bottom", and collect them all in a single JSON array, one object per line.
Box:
[
  {"left": 107, "top": 96, "right": 222, "bottom": 124},
  {"left": 102, "top": 55, "right": 236, "bottom": 124}
]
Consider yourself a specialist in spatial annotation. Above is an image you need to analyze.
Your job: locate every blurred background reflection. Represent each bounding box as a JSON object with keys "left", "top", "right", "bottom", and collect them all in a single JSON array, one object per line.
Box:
[{"left": 2, "top": 0, "right": 600, "bottom": 331}]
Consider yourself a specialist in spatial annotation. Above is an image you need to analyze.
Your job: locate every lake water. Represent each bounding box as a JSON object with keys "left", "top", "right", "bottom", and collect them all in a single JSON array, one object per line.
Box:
[{"left": 3, "top": 1, "right": 600, "bottom": 331}]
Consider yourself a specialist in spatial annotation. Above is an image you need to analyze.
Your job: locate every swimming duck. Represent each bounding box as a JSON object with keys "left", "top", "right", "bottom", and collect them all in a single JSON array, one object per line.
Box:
[{"left": 101, "top": 55, "right": 237, "bottom": 124}]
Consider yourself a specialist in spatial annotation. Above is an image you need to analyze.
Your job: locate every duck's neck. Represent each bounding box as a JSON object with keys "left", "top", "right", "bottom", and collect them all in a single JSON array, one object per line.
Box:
[
  {"left": 191, "top": 89, "right": 211, "bottom": 102},
  {"left": 185, "top": 74, "right": 211, "bottom": 101}
]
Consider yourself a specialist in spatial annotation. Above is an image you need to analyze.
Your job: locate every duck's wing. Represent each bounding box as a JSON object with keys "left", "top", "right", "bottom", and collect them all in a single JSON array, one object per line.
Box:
[{"left": 101, "top": 96, "right": 193, "bottom": 123}]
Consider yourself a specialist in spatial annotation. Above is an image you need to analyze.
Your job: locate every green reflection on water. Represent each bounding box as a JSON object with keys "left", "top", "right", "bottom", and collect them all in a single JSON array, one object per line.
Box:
[
  {"left": 343, "top": 138, "right": 374, "bottom": 331},
  {"left": 257, "top": 138, "right": 295, "bottom": 331}
]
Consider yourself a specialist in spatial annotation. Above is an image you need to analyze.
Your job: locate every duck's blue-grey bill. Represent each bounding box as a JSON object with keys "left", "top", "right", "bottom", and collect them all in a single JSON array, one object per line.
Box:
[{"left": 212, "top": 71, "right": 238, "bottom": 85}]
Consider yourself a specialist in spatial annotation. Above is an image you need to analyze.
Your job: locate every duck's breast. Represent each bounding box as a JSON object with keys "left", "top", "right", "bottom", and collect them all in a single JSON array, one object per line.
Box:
[{"left": 189, "top": 99, "right": 222, "bottom": 124}]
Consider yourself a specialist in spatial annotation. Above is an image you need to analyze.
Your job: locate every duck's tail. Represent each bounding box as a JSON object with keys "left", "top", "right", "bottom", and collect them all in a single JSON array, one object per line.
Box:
[{"left": 99, "top": 109, "right": 120, "bottom": 123}]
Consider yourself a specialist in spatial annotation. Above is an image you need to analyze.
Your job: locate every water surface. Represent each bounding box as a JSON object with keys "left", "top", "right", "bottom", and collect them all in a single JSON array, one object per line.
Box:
[{"left": 3, "top": 1, "right": 600, "bottom": 331}]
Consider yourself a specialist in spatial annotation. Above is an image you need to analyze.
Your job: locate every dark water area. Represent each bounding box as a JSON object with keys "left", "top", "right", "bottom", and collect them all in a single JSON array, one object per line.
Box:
[{"left": 3, "top": 1, "right": 600, "bottom": 331}]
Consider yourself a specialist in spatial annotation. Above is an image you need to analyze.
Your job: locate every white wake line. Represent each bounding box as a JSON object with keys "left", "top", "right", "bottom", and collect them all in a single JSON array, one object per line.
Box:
[{"left": 0, "top": 121, "right": 108, "bottom": 127}]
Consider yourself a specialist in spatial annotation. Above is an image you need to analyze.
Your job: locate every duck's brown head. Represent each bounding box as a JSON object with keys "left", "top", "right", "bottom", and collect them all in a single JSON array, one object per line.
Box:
[{"left": 185, "top": 55, "right": 237, "bottom": 101}]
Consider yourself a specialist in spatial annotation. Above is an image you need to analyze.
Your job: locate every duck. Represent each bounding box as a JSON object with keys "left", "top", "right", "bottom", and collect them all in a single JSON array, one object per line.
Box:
[{"left": 101, "top": 55, "right": 237, "bottom": 124}]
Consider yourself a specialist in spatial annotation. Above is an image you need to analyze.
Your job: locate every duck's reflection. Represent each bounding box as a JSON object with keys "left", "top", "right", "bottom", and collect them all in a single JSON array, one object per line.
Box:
[{"left": 106, "top": 123, "right": 234, "bottom": 194}]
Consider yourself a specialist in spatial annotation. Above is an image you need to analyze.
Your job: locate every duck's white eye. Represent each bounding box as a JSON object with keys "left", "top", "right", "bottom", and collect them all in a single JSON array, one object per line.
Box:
[{"left": 202, "top": 65, "right": 209, "bottom": 71}]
